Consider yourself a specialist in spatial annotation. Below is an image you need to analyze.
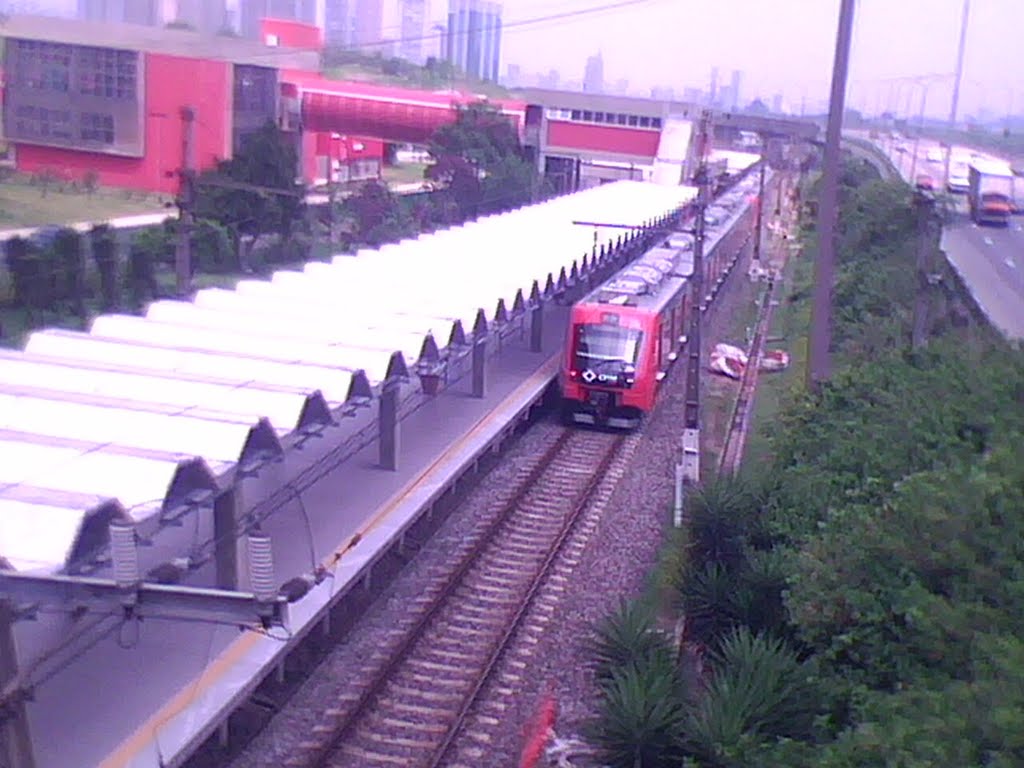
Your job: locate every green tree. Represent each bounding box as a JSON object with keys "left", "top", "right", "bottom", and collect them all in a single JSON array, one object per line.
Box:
[
  {"left": 342, "top": 180, "right": 414, "bottom": 247},
  {"left": 90, "top": 224, "right": 120, "bottom": 311},
  {"left": 426, "top": 103, "right": 539, "bottom": 220},
  {"left": 194, "top": 121, "right": 305, "bottom": 254},
  {"left": 591, "top": 662, "right": 689, "bottom": 768},
  {"left": 52, "top": 227, "right": 87, "bottom": 321},
  {"left": 588, "top": 599, "right": 674, "bottom": 684},
  {"left": 685, "top": 628, "right": 820, "bottom": 764}
]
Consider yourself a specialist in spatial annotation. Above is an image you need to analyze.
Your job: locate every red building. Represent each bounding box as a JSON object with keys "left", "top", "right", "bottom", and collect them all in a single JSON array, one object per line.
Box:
[
  {"left": 0, "top": 15, "right": 528, "bottom": 195},
  {"left": 0, "top": 16, "right": 801, "bottom": 199},
  {"left": 260, "top": 17, "right": 324, "bottom": 51},
  {"left": 0, "top": 15, "right": 323, "bottom": 195}
]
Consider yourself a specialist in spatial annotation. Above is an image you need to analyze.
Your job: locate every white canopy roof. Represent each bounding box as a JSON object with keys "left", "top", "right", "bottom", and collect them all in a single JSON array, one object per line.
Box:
[{"left": 0, "top": 180, "right": 696, "bottom": 573}]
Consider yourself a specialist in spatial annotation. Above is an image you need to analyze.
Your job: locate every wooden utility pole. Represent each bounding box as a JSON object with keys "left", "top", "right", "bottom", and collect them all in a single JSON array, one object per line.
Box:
[
  {"left": 175, "top": 106, "right": 197, "bottom": 298},
  {"left": 808, "top": 0, "right": 857, "bottom": 391},
  {"left": 681, "top": 109, "right": 712, "bottom": 487}
]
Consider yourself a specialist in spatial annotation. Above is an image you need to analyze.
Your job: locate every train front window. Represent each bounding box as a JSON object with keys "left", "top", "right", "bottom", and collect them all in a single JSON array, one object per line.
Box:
[{"left": 573, "top": 324, "right": 642, "bottom": 387}]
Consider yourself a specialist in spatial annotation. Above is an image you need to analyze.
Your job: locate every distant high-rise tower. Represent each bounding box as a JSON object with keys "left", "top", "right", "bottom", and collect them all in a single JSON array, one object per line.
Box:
[
  {"left": 79, "top": 0, "right": 179, "bottom": 26},
  {"left": 708, "top": 66, "right": 719, "bottom": 106},
  {"left": 399, "top": 0, "right": 427, "bottom": 63},
  {"left": 445, "top": 0, "right": 502, "bottom": 81},
  {"left": 326, "top": 0, "right": 356, "bottom": 46},
  {"left": 176, "top": 0, "right": 228, "bottom": 33},
  {"left": 730, "top": 69, "right": 742, "bottom": 110},
  {"left": 354, "top": 0, "right": 385, "bottom": 48},
  {"left": 582, "top": 51, "right": 603, "bottom": 93}
]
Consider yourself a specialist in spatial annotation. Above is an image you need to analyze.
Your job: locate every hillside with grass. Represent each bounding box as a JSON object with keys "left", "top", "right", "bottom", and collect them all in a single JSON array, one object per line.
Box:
[{"left": 584, "top": 158, "right": 1024, "bottom": 767}]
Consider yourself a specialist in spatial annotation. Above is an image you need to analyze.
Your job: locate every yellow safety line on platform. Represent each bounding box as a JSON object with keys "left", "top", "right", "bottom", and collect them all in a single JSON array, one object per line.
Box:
[{"left": 100, "top": 354, "right": 560, "bottom": 768}]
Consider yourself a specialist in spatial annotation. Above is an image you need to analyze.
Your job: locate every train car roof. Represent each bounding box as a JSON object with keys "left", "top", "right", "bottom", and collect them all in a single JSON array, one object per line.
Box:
[
  {"left": 578, "top": 245, "right": 690, "bottom": 314},
  {"left": 577, "top": 180, "right": 757, "bottom": 315}
]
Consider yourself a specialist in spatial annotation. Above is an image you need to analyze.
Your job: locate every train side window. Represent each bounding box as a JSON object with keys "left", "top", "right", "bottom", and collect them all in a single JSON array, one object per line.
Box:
[{"left": 661, "top": 320, "right": 673, "bottom": 369}]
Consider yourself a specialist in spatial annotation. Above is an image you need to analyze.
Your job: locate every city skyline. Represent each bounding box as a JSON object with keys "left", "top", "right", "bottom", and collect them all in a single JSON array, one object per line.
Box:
[{"left": 8, "top": 0, "right": 1024, "bottom": 120}]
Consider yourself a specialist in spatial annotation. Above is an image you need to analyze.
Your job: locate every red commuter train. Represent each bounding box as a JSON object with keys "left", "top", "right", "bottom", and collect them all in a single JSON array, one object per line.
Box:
[
  {"left": 560, "top": 246, "right": 692, "bottom": 428},
  {"left": 560, "top": 183, "right": 758, "bottom": 429}
]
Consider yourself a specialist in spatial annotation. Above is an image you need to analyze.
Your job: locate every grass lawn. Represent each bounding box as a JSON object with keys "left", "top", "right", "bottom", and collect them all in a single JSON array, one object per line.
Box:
[
  {"left": 324, "top": 65, "right": 510, "bottom": 100},
  {"left": 0, "top": 175, "right": 168, "bottom": 230},
  {"left": 741, "top": 240, "right": 814, "bottom": 469},
  {"left": 382, "top": 163, "right": 430, "bottom": 186},
  {"left": 700, "top": 268, "right": 767, "bottom": 477}
]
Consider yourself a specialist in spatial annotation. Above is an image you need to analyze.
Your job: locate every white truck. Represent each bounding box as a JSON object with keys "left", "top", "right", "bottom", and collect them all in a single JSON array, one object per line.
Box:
[{"left": 967, "top": 160, "right": 1015, "bottom": 226}]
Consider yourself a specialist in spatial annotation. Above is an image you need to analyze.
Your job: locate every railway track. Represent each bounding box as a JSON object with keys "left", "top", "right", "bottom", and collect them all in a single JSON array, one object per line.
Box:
[{"left": 286, "top": 427, "right": 628, "bottom": 768}]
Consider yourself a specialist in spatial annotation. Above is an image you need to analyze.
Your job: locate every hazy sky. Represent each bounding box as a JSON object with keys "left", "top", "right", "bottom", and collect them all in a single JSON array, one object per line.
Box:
[
  {"left": 13, "top": 0, "right": 1024, "bottom": 119},
  {"left": 487, "top": 0, "right": 1024, "bottom": 118}
]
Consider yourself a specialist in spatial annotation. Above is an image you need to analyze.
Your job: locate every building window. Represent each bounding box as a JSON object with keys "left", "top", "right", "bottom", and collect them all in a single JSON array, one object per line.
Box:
[
  {"left": 639, "top": 117, "right": 651, "bottom": 128},
  {"left": 616, "top": 113, "right": 628, "bottom": 125},
  {"left": 13, "top": 40, "right": 72, "bottom": 93},
  {"left": 544, "top": 108, "right": 571, "bottom": 121},
  {"left": 570, "top": 109, "right": 581, "bottom": 121},
  {"left": 652, "top": 117, "right": 663, "bottom": 129},
  {"left": 77, "top": 46, "right": 137, "bottom": 100},
  {"left": 628, "top": 115, "right": 639, "bottom": 126},
  {"left": 13, "top": 105, "right": 73, "bottom": 140},
  {"left": 80, "top": 112, "right": 115, "bottom": 144},
  {"left": 234, "top": 66, "right": 276, "bottom": 113}
]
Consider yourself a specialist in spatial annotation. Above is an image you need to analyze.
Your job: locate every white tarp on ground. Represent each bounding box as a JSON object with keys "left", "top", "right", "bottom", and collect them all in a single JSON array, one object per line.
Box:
[{"left": 709, "top": 342, "right": 790, "bottom": 379}]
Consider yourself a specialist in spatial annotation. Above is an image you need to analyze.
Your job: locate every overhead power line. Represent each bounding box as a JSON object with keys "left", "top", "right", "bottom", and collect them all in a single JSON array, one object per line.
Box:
[
  {"left": 250, "top": 0, "right": 668, "bottom": 60},
  {"left": 354, "top": 0, "right": 667, "bottom": 51}
]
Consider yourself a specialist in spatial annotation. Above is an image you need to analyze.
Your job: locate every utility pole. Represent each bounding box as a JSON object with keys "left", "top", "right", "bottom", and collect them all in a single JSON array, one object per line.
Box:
[
  {"left": 912, "top": 190, "right": 938, "bottom": 349},
  {"left": 752, "top": 134, "right": 768, "bottom": 261},
  {"left": 943, "top": 0, "right": 971, "bottom": 191},
  {"left": 175, "top": 106, "right": 197, "bottom": 298},
  {"left": 909, "top": 80, "right": 930, "bottom": 183},
  {"left": 808, "top": 0, "right": 857, "bottom": 391},
  {"left": 680, "top": 109, "right": 712, "bottom": 490}
]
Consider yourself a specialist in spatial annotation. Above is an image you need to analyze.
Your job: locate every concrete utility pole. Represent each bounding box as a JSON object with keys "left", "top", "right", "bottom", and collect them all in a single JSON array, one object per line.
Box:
[
  {"left": 752, "top": 134, "right": 768, "bottom": 261},
  {"left": 175, "top": 105, "right": 197, "bottom": 298},
  {"left": 808, "top": 0, "right": 857, "bottom": 391},
  {"left": 912, "top": 190, "right": 938, "bottom": 349},
  {"left": 943, "top": 0, "right": 971, "bottom": 191},
  {"left": 909, "top": 80, "right": 930, "bottom": 183},
  {"left": 680, "top": 109, "right": 712, "bottom": 489}
]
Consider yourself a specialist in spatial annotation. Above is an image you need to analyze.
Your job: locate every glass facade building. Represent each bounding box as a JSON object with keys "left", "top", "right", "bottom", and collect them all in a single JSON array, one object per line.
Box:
[{"left": 445, "top": 0, "right": 502, "bottom": 82}]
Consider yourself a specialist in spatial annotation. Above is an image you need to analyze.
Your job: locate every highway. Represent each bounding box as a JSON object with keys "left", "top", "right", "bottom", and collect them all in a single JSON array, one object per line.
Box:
[{"left": 866, "top": 132, "right": 1024, "bottom": 341}]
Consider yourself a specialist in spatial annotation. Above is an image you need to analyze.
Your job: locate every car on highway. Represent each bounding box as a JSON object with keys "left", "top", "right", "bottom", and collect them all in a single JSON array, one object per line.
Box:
[
  {"left": 916, "top": 174, "right": 935, "bottom": 191},
  {"left": 927, "top": 148, "right": 943, "bottom": 163}
]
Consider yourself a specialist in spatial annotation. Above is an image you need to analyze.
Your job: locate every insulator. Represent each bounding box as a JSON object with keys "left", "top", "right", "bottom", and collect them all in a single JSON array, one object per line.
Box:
[
  {"left": 247, "top": 533, "right": 277, "bottom": 603},
  {"left": 109, "top": 523, "right": 139, "bottom": 591}
]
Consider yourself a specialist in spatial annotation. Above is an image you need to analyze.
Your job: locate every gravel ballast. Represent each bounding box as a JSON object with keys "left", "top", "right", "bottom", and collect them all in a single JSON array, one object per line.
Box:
[{"left": 223, "top": 245, "right": 759, "bottom": 768}]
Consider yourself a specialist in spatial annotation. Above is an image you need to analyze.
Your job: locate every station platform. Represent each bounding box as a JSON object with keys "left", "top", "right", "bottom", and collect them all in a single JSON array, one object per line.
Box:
[{"left": 28, "top": 305, "right": 569, "bottom": 768}]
